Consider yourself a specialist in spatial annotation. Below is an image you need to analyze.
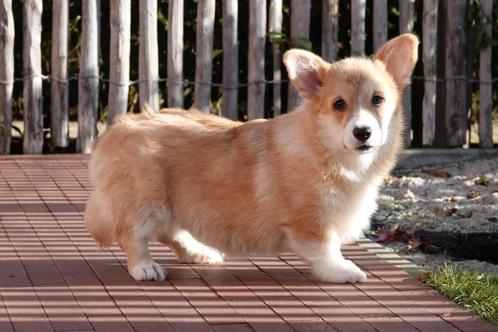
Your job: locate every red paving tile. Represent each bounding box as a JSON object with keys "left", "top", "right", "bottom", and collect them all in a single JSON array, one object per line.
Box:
[{"left": 0, "top": 155, "right": 497, "bottom": 332}]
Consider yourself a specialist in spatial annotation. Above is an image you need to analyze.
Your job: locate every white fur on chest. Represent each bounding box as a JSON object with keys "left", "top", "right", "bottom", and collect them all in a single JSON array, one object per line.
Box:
[{"left": 319, "top": 174, "right": 381, "bottom": 243}]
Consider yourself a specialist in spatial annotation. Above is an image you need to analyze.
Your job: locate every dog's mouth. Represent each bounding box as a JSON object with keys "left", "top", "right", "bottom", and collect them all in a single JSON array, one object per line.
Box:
[{"left": 355, "top": 145, "right": 376, "bottom": 154}]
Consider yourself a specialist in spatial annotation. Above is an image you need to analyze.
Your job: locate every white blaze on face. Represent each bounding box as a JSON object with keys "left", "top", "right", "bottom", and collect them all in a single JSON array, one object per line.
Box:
[{"left": 343, "top": 108, "right": 382, "bottom": 150}]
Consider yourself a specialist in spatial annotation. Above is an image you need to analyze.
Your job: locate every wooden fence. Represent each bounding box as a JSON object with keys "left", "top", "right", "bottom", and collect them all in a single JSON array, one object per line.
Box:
[{"left": 0, "top": 0, "right": 496, "bottom": 154}]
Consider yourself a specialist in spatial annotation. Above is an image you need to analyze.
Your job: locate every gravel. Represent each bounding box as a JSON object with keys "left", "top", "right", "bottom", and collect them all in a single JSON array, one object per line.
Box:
[{"left": 369, "top": 155, "right": 498, "bottom": 274}]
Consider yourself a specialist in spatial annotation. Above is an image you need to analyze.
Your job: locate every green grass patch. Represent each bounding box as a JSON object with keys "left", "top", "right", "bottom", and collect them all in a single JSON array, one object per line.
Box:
[{"left": 426, "top": 265, "right": 498, "bottom": 325}]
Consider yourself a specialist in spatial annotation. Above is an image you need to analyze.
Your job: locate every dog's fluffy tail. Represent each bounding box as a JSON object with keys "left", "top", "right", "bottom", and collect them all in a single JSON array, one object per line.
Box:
[{"left": 84, "top": 191, "right": 114, "bottom": 248}]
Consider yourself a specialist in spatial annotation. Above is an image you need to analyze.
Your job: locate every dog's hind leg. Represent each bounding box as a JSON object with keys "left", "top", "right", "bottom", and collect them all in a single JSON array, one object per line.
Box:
[
  {"left": 158, "top": 227, "right": 224, "bottom": 264},
  {"left": 117, "top": 216, "right": 166, "bottom": 281}
]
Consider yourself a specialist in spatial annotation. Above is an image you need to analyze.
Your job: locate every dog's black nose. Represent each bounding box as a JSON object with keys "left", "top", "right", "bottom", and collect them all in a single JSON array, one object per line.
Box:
[{"left": 353, "top": 127, "right": 372, "bottom": 142}]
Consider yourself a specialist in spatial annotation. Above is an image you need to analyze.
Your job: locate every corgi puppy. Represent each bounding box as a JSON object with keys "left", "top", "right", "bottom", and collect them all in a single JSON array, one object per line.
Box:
[{"left": 84, "top": 34, "right": 419, "bottom": 283}]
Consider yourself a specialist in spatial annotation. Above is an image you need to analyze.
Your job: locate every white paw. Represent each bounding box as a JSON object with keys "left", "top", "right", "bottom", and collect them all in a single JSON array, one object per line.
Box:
[
  {"left": 179, "top": 248, "right": 224, "bottom": 264},
  {"left": 130, "top": 260, "right": 167, "bottom": 281},
  {"left": 312, "top": 259, "right": 367, "bottom": 283}
]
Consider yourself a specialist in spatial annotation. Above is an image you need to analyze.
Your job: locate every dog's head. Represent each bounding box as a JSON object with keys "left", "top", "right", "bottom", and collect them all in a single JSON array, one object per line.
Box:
[{"left": 283, "top": 34, "right": 419, "bottom": 160}]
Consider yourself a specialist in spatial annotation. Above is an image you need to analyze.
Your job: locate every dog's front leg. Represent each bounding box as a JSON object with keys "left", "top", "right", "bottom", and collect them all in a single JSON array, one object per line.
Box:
[{"left": 287, "top": 229, "right": 367, "bottom": 283}]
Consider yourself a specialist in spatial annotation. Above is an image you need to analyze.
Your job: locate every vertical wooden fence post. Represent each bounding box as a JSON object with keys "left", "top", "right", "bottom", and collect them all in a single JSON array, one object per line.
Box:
[
  {"left": 287, "top": 0, "right": 310, "bottom": 111},
  {"left": 399, "top": 0, "right": 415, "bottom": 147},
  {"left": 193, "top": 0, "right": 215, "bottom": 114},
  {"left": 422, "top": 0, "right": 438, "bottom": 146},
  {"left": 51, "top": 0, "right": 69, "bottom": 147},
  {"left": 322, "top": 0, "right": 339, "bottom": 62},
  {"left": 108, "top": 0, "right": 131, "bottom": 125},
  {"left": 269, "top": 0, "right": 282, "bottom": 117},
  {"left": 351, "top": 0, "right": 366, "bottom": 55},
  {"left": 443, "top": 0, "right": 467, "bottom": 147},
  {"left": 247, "top": 0, "right": 266, "bottom": 119},
  {"left": 0, "top": 0, "right": 14, "bottom": 154},
  {"left": 222, "top": 0, "right": 238, "bottom": 120},
  {"left": 372, "top": 0, "right": 387, "bottom": 52},
  {"left": 78, "top": 0, "right": 99, "bottom": 153},
  {"left": 479, "top": 0, "right": 493, "bottom": 148},
  {"left": 168, "top": 0, "right": 183, "bottom": 108},
  {"left": 139, "top": 0, "right": 159, "bottom": 112},
  {"left": 23, "top": 0, "right": 43, "bottom": 154}
]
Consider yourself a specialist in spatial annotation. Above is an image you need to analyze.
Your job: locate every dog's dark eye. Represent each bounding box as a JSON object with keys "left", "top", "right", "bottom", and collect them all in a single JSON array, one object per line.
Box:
[
  {"left": 371, "top": 95, "right": 384, "bottom": 107},
  {"left": 333, "top": 98, "right": 347, "bottom": 112}
]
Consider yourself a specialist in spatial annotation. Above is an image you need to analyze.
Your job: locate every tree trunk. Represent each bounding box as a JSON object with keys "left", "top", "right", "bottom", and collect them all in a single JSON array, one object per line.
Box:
[{"left": 322, "top": 0, "right": 339, "bottom": 62}]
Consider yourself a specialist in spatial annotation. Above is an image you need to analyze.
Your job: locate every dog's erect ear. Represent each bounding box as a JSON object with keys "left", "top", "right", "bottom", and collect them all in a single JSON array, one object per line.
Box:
[
  {"left": 283, "top": 49, "right": 328, "bottom": 100},
  {"left": 373, "top": 33, "right": 419, "bottom": 90}
]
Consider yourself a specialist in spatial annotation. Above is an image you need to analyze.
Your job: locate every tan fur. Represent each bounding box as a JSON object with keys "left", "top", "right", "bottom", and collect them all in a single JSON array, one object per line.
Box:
[{"left": 84, "top": 34, "right": 419, "bottom": 283}]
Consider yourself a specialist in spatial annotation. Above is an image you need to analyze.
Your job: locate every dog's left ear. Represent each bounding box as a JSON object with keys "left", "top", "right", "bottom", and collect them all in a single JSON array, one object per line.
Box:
[
  {"left": 283, "top": 49, "right": 328, "bottom": 100},
  {"left": 373, "top": 33, "right": 419, "bottom": 90}
]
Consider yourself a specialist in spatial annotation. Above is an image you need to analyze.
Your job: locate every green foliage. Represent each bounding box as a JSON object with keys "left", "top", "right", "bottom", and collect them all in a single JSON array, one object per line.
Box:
[{"left": 427, "top": 265, "right": 498, "bottom": 326}]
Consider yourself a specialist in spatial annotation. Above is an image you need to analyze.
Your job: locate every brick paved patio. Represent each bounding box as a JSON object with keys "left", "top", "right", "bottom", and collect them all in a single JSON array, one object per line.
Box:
[{"left": 0, "top": 155, "right": 496, "bottom": 332}]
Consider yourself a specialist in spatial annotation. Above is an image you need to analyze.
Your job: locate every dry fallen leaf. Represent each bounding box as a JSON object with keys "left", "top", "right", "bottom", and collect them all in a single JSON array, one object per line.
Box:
[
  {"left": 466, "top": 191, "right": 483, "bottom": 199},
  {"left": 421, "top": 167, "right": 451, "bottom": 178},
  {"left": 417, "top": 272, "right": 432, "bottom": 282}
]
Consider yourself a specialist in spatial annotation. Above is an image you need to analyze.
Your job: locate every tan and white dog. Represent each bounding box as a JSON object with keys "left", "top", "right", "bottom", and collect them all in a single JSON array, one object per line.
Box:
[{"left": 84, "top": 34, "right": 419, "bottom": 283}]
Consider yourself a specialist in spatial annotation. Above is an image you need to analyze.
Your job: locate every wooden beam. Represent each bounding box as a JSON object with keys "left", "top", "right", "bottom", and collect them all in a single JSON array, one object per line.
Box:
[
  {"left": 167, "top": 0, "right": 184, "bottom": 108},
  {"left": 23, "top": 0, "right": 44, "bottom": 154},
  {"left": 422, "top": 0, "right": 438, "bottom": 146},
  {"left": 51, "top": 0, "right": 69, "bottom": 147},
  {"left": 269, "top": 0, "right": 282, "bottom": 117},
  {"left": 108, "top": 0, "right": 131, "bottom": 124},
  {"left": 222, "top": 0, "right": 238, "bottom": 120},
  {"left": 193, "top": 0, "right": 215, "bottom": 114},
  {"left": 139, "top": 0, "right": 159, "bottom": 112},
  {"left": 247, "top": 0, "right": 266, "bottom": 120},
  {"left": 351, "top": 0, "right": 366, "bottom": 55},
  {"left": 372, "top": 0, "right": 387, "bottom": 52},
  {"left": 0, "top": 0, "right": 14, "bottom": 154},
  {"left": 287, "top": 0, "right": 310, "bottom": 111},
  {"left": 77, "top": 0, "right": 99, "bottom": 153},
  {"left": 443, "top": 0, "right": 467, "bottom": 147},
  {"left": 321, "top": 0, "right": 339, "bottom": 62},
  {"left": 479, "top": 0, "right": 493, "bottom": 148},
  {"left": 399, "top": 0, "right": 415, "bottom": 147}
]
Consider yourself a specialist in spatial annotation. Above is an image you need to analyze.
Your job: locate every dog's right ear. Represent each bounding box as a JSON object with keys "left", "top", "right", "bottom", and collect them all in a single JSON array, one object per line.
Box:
[{"left": 283, "top": 49, "right": 328, "bottom": 101}]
